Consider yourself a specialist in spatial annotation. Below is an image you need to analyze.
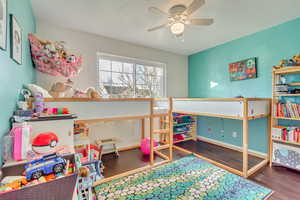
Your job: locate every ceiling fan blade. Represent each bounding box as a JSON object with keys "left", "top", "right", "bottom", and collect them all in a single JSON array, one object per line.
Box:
[
  {"left": 183, "top": 0, "right": 205, "bottom": 15},
  {"left": 188, "top": 18, "right": 214, "bottom": 26},
  {"left": 148, "top": 7, "right": 168, "bottom": 16},
  {"left": 147, "top": 24, "right": 168, "bottom": 32}
]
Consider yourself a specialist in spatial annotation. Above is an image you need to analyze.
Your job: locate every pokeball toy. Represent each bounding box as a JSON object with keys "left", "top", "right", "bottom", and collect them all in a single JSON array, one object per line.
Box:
[{"left": 32, "top": 132, "right": 59, "bottom": 154}]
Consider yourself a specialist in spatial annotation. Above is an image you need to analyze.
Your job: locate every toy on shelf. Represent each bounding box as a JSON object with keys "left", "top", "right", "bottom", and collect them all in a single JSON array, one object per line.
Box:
[
  {"left": 33, "top": 92, "right": 45, "bottom": 114},
  {"left": 172, "top": 113, "right": 196, "bottom": 143},
  {"left": 74, "top": 122, "right": 95, "bottom": 162},
  {"left": 43, "top": 107, "right": 70, "bottom": 115},
  {"left": 0, "top": 176, "right": 28, "bottom": 192},
  {"left": 0, "top": 155, "right": 76, "bottom": 194},
  {"left": 9, "top": 123, "right": 32, "bottom": 161},
  {"left": 32, "top": 132, "right": 59, "bottom": 154},
  {"left": 49, "top": 79, "right": 74, "bottom": 98},
  {"left": 140, "top": 137, "right": 158, "bottom": 155},
  {"left": 275, "top": 53, "right": 300, "bottom": 68},
  {"left": 74, "top": 122, "right": 89, "bottom": 140},
  {"left": 73, "top": 87, "right": 101, "bottom": 99},
  {"left": 17, "top": 89, "right": 32, "bottom": 110},
  {"left": 75, "top": 144, "right": 101, "bottom": 163},
  {"left": 49, "top": 79, "right": 102, "bottom": 99},
  {"left": 25, "top": 153, "right": 66, "bottom": 181}
]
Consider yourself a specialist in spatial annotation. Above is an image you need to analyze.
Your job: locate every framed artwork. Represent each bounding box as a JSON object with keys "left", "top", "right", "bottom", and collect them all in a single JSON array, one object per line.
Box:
[
  {"left": 0, "top": 0, "right": 7, "bottom": 50},
  {"left": 10, "top": 14, "right": 22, "bottom": 64},
  {"left": 229, "top": 57, "right": 257, "bottom": 81}
]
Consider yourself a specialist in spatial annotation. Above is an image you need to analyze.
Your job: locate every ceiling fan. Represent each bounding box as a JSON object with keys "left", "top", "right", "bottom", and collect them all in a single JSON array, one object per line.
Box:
[{"left": 147, "top": 0, "right": 213, "bottom": 36}]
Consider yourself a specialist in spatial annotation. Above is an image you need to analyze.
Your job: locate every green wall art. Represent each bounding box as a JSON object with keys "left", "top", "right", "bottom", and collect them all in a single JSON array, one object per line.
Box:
[{"left": 229, "top": 57, "right": 257, "bottom": 81}]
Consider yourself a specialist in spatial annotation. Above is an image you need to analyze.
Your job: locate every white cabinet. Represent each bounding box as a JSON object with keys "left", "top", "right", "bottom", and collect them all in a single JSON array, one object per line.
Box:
[{"left": 26, "top": 119, "right": 75, "bottom": 154}]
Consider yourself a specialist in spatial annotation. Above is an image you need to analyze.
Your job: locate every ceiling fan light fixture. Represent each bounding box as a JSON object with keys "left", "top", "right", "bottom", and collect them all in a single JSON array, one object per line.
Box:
[{"left": 170, "top": 22, "right": 185, "bottom": 35}]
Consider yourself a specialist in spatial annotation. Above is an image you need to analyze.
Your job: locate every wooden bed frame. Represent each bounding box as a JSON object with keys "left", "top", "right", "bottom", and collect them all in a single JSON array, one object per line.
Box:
[
  {"left": 42, "top": 97, "right": 271, "bottom": 183},
  {"left": 43, "top": 97, "right": 174, "bottom": 186},
  {"left": 172, "top": 98, "right": 271, "bottom": 178}
]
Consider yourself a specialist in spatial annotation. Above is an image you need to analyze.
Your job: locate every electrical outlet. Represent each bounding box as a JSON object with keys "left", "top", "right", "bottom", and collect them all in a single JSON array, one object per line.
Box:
[{"left": 232, "top": 132, "right": 237, "bottom": 138}]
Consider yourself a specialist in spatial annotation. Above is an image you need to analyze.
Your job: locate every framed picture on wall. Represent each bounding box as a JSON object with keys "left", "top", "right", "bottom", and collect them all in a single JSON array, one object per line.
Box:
[
  {"left": 10, "top": 14, "right": 22, "bottom": 64},
  {"left": 229, "top": 57, "right": 257, "bottom": 81},
  {"left": 0, "top": 0, "right": 7, "bottom": 50}
]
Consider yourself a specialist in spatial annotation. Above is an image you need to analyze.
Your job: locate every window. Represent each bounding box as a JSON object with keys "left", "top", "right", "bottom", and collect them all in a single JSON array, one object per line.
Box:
[{"left": 97, "top": 53, "right": 166, "bottom": 98}]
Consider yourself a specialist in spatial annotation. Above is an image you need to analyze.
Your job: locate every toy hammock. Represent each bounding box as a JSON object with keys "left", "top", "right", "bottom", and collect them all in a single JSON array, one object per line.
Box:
[{"left": 28, "top": 34, "right": 82, "bottom": 78}]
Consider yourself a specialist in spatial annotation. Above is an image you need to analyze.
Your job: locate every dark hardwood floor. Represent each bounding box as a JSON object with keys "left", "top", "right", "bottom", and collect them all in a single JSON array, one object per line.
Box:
[
  {"left": 176, "top": 140, "right": 263, "bottom": 171},
  {"left": 102, "top": 140, "right": 300, "bottom": 200}
]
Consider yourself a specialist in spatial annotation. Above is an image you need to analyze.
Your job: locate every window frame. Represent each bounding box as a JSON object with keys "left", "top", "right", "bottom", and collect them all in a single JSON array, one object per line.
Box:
[{"left": 97, "top": 53, "right": 167, "bottom": 98}]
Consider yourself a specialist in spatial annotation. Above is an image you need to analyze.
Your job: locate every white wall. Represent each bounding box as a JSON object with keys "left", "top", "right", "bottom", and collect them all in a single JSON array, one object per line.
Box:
[
  {"left": 35, "top": 20, "right": 187, "bottom": 149},
  {"left": 36, "top": 20, "right": 188, "bottom": 97}
]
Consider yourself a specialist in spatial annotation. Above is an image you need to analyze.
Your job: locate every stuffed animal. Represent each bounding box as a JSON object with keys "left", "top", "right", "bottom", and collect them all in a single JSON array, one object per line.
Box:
[
  {"left": 73, "top": 87, "right": 101, "bottom": 99},
  {"left": 49, "top": 79, "right": 74, "bottom": 98},
  {"left": 87, "top": 87, "right": 101, "bottom": 98},
  {"left": 279, "top": 59, "right": 298, "bottom": 67},
  {"left": 292, "top": 53, "right": 300, "bottom": 65}
]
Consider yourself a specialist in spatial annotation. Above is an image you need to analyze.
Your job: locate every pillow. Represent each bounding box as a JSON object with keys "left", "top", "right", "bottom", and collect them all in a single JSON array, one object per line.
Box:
[{"left": 26, "top": 84, "right": 52, "bottom": 98}]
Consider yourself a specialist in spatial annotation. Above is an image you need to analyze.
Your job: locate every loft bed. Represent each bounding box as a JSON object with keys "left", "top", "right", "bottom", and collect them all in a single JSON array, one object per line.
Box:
[
  {"left": 171, "top": 98, "right": 271, "bottom": 178},
  {"left": 42, "top": 97, "right": 174, "bottom": 185},
  {"left": 41, "top": 97, "right": 270, "bottom": 180}
]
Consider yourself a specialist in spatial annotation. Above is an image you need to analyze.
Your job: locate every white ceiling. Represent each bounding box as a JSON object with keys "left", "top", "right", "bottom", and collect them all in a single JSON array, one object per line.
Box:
[{"left": 31, "top": 0, "right": 300, "bottom": 55}]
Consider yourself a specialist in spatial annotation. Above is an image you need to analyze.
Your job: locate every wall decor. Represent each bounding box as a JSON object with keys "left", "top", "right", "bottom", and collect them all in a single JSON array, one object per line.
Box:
[
  {"left": 10, "top": 14, "right": 22, "bottom": 64},
  {"left": 0, "top": 0, "right": 7, "bottom": 50},
  {"left": 229, "top": 57, "right": 257, "bottom": 81}
]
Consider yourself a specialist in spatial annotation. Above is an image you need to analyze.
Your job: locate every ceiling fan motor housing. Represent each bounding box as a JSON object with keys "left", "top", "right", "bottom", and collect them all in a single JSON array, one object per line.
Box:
[{"left": 169, "top": 4, "right": 187, "bottom": 16}]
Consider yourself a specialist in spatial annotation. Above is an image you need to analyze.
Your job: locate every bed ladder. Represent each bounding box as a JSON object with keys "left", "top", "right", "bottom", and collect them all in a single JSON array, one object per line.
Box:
[{"left": 150, "top": 97, "right": 173, "bottom": 165}]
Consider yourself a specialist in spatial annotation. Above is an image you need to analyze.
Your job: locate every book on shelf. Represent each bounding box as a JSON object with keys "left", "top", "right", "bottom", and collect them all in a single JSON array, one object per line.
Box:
[
  {"left": 275, "top": 102, "right": 300, "bottom": 118},
  {"left": 272, "top": 126, "right": 300, "bottom": 144}
]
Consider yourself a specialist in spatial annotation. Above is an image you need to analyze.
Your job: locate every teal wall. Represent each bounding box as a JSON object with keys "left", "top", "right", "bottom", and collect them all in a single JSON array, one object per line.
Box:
[
  {"left": 0, "top": 0, "right": 36, "bottom": 163},
  {"left": 189, "top": 17, "right": 300, "bottom": 153}
]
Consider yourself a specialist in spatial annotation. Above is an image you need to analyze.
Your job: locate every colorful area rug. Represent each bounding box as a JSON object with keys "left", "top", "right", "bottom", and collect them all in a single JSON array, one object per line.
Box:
[{"left": 94, "top": 155, "right": 272, "bottom": 200}]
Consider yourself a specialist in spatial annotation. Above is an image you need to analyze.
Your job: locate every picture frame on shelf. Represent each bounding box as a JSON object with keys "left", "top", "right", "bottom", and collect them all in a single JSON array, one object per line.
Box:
[
  {"left": 0, "top": 0, "right": 7, "bottom": 50},
  {"left": 10, "top": 14, "right": 22, "bottom": 65}
]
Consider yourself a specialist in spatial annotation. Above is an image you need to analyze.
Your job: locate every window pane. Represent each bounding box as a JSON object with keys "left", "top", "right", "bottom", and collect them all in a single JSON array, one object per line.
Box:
[
  {"left": 136, "top": 65, "right": 145, "bottom": 74},
  {"left": 146, "top": 66, "right": 154, "bottom": 76},
  {"left": 124, "top": 63, "right": 134, "bottom": 73},
  {"left": 119, "top": 73, "right": 133, "bottom": 85},
  {"left": 99, "top": 59, "right": 111, "bottom": 71},
  {"left": 98, "top": 54, "right": 165, "bottom": 97},
  {"left": 153, "top": 85, "right": 161, "bottom": 96},
  {"left": 136, "top": 85, "right": 151, "bottom": 97},
  {"left": 136, "top": 74, "right": 146, "bottom": 84},
  {"left": 100, "top": 71, "right": 111, "bottom": 83},
  {"left": 112, "top": 61, "right": 122, "bottom": 72},
  {"left": 151, "top": 75, "right": 163, "bottom": 86},
  {"left": 156, "top": 67, "right": 163, "bottom": 76},
  {"left": 112, "top": 72, "right": 123, "bottom": 84}
]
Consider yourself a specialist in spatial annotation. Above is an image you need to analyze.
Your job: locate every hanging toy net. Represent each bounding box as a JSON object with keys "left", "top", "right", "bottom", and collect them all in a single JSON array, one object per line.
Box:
[{"left": 28, "top": 34, "right": 82, "bottom": 78}]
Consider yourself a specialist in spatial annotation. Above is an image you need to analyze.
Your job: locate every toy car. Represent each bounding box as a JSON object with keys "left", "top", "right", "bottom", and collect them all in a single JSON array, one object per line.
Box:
[
  {"left": 32, "top": 132, "right": 59, "bottom": 154},
  {"left": 25, "top": 153, "right": 66, "bottom": 181}
]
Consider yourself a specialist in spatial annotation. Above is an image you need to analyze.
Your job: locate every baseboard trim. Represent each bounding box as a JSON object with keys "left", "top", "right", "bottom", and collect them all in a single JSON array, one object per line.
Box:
[
  {"left": 197, "top": 136, "right": 267, "bottom": 159},
  {"left": 118, "top": 144, "right": 140, "bottom": 152}
]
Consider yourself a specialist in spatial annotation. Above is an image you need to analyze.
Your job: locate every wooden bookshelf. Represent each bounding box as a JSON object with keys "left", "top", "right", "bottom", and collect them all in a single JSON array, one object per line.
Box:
[
  {"left": 273, "top": 66, "right": 300, "bottom": 75},
  {"left": 271, "top": 66, "right": 300, "bottom": 168},
  {"left": 274, "top": 94, "right": 300, "bottom": 97},
  {"left": 288, "top": 82, "right": 300, "bottom": 86},
  {"left": 274, "top": 117, "right": 300, "bottom": 120},
  {"left": 273, "top": 139, "right": 300, "bottom": 147}
]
